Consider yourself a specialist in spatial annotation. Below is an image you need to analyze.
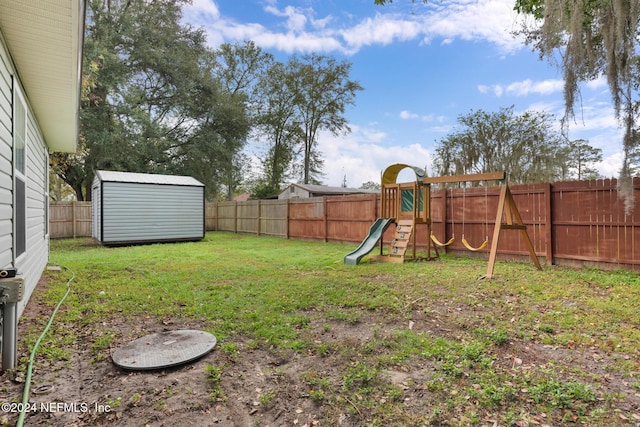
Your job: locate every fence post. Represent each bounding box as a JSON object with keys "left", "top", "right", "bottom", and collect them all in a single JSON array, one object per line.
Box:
[
  {"left": 371, "top": 193, "right": 377, "bottom": 223},
  {"left": 215, "top": 202, "right": 219, "bottom": 231},
  {"left": 323, "top": 197, "right": 328, "bottom": 242},
  {"left": 286, "top": 199, "right": 290, "bottom": 239},
  {"left": 72, "top": 201, "right": 77, "bottom": 238},
  {"left": 442, "top": 188, "right": 447, "bottom": 253},
  {"left": 234, "top": 201, "right": 238, "bottom": 233},
  {"left": 545, "top": 182, "right": 553, "bottom": 265},
  {"left": 257, "top": 200, "right": 261, "bottom": 236}
]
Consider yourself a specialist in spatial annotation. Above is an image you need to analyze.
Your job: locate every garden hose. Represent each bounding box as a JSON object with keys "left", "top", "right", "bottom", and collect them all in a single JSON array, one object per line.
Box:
[{"left": 16, "top": 264, "right": 74, "bottom": 427}]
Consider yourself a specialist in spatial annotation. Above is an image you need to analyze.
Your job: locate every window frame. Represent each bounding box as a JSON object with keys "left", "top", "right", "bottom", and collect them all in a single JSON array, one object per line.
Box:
[{"left": 13, "top": 84, "right": 27, "bottom": 260}]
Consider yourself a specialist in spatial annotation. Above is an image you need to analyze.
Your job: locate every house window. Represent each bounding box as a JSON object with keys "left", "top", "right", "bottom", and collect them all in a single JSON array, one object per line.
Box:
[{"left": 14, "top": 86, "right": 26, "bottom": 257}]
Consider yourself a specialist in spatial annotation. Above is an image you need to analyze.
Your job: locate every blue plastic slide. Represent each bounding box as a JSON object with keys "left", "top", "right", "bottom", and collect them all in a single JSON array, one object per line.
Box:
[{"left": 344, "top": 218, "right": 395, "bottom": 265}]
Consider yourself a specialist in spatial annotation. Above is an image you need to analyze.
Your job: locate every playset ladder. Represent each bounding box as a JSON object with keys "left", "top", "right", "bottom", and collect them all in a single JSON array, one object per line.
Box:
[{"left": 373, "top": 219, "right": 415, "bottom": 263}]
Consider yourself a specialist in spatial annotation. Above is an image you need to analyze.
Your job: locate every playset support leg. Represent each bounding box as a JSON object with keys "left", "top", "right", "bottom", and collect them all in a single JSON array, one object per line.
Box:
[{"left": 486, "top": 184, "right": 542, "bottom": 279}]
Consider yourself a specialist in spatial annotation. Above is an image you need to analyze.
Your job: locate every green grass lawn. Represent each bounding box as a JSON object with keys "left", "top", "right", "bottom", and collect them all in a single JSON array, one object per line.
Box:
[{"left": 19, "top": 232, "right": 640, "bottom": 425}]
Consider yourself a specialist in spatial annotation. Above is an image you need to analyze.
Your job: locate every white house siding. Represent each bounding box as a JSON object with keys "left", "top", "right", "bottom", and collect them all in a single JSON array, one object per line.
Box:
[
  {"left": 0, "top": 36, "right": 49, "bottom": 317},
  {"left": 0, "top": 38, "right": 14, "bottom": 273},
  {"left": 17, "top": 111, "right": 49, "bottom": 316}
]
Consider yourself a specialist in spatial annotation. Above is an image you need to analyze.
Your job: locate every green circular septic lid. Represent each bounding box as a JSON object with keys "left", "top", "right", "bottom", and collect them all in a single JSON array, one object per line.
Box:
[{"left": 112, "top": 330, "right": 216, "bottom": 371}]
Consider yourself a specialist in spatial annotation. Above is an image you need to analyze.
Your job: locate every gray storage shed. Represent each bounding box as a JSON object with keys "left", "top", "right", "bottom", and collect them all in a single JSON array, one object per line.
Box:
[{"left": 92, "top": 170, "right": 205, "bottom": 245}]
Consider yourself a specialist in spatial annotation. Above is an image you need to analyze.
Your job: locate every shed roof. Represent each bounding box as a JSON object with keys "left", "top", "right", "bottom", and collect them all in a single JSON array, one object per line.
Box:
[
  {"left": 95, "top": 170, "right": 204, "bottom": 187},
  {"left": 0, "top": 0, "right": 84, "bottom": 153}
]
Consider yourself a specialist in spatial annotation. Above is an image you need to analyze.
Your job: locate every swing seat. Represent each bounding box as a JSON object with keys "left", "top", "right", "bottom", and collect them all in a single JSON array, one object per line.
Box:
[
  {"left": 462, "top": 237, "right": 488, "bottom": 252},
  {"left": 430, "top": 234, "right": 454, "bottom": 247}
]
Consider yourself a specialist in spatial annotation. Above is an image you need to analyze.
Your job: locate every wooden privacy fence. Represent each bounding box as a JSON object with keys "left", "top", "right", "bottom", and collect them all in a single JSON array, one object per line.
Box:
[
  {"left": 50, "top": 201, "right": 92, "bottom": 239},
  {"left": 50, "top": 177, "right": 640, "bottom": 272},
  {"left": 212, "top": 199, "right": 287, "bottom": 237}
]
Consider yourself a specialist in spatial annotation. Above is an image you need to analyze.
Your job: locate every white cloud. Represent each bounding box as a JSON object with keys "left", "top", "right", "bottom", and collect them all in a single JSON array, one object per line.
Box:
[
  {"left": 597, "top": 152, "right": 623, "bottom": 178},
  {"left": 312, "top": 15, "right": 333, "bottom": 30},
  {"left": 479, "top": 79, "right": 564, "bottom": 97},
  {"left": 264, "top": 5, "right": 308, "bottom": 32},
  {"left": 506, "top": 79, "right": 564, "bottom": 96},
  {"left": 184, "top": 0, "right": 220, "bottom": 20},
  {"left": 400, "top": 110, "right": 419, "bottom": 120},
  {"left": 183, "top": 0, "right": 528, "bottom": 55},
  {"left": 477, "top": 85, "right": 490, "bottom": 94},
  {"left": 585, "top": 75, "right": 608, "bottom": 91},
  {"left": 362, "top": 128, "right": 388, "bottom": 142},
  {"left": 254, "top": 31, "right": 343, "bottom": 54},
  {"left": 478, "top": 84, "right": 504, "bottom": 96},
  {"left": 340, "top": 13, "right": 423, "bottom": 51},
  {"left": 316, "top": 126, "right": 432, "bottom": 187},
  {"left": 569, "top": 104, "right": 619, "bottom": 133},
  {"left": 422, "top": 0, "right": 525, "bottom": 52},
  {"left": 399, "top": 110, "right": 445, "bottom": 122}
]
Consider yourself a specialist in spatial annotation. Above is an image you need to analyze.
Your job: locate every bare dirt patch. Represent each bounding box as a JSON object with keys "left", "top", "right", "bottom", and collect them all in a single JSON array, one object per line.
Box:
[{"left": 2, "top": 276, "right": 640, "bottom": 426}]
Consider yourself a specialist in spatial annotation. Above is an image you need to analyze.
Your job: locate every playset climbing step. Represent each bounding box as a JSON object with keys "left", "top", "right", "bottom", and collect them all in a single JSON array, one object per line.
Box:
[
  {"left": 390, "top": 220, "right": 414, "bottom": 261},
  {"left": 371, "top": 219, "right": 415, "bottom": 263}
]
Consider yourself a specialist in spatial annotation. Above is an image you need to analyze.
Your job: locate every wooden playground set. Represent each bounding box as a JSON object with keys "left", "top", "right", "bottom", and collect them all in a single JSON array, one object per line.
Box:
[{"left": 344, "top": 164, "right": 542, "bottom": 278}]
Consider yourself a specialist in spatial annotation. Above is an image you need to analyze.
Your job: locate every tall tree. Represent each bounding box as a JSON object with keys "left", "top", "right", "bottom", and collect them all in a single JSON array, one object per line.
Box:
[
  {"left": 51, "top": 0, "right": 134, "bottom": 200},
  {"left": 515, "top": 0, "right": 640, "bottom": 210},
  {"left": 433, "top": 106, "right": 568, "bottom": 184},
  {"left": 360, "top": 181, "right": 381, "bottom": 190},
  {"left": 211, "top": 41, "right": 274, "bottom": 200},
  {"left": 170, "top": 71, "right": 250, "bottom": 200},
  {"left": 254, "top": 61, "right": 304, "bottom": 196},
  {"left": 54, "top": 0, "right": 250, "bottom": 201},
  {"left": 119, "top": 0, "right": 214, "bottom": 175},
  {"left": 289, "top": 54, "right": 363, "bottom": 184},
  {"left": 561, "top": 139, "right": 603, "bottom": 180}
]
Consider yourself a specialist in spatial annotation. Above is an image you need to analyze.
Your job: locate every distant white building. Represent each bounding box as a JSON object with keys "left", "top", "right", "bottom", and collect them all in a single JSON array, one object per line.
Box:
[{"left": 278, "top": 183, "right": 378, "bottom": 200}]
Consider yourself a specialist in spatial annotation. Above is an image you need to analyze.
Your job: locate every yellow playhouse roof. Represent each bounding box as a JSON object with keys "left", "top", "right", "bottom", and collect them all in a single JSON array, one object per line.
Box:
[{"left": 381, "top": 164, "right": 426, "bottom": 185}]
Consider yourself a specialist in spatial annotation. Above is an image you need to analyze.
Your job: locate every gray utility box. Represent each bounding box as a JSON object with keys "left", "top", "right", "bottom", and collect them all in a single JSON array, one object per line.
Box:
[{"left": 0, "top": 276, "right": 24, "bottom": 302}]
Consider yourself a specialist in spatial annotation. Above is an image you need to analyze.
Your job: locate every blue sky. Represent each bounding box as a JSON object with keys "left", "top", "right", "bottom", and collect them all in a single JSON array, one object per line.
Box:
[{"left": 183, "top": 0, "right": 622, "bottom": 187}]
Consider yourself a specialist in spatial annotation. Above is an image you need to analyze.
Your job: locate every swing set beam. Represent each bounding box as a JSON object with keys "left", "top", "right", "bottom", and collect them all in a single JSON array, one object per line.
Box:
[{"left": 423, "top": 171, "right": 505, "bottom": 185}]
